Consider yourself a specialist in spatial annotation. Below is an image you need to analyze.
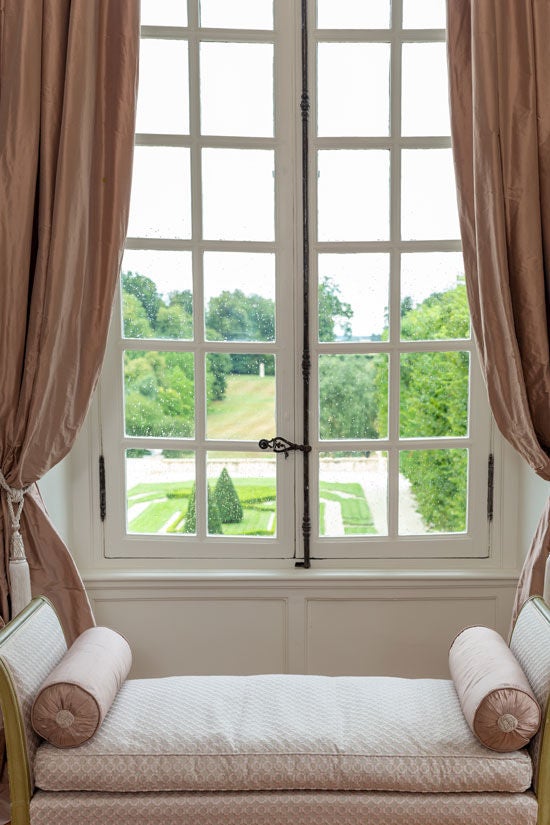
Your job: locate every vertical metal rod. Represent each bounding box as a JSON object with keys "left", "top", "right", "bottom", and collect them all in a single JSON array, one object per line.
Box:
[
  {"left": 99, "top": 455, "right": 106, "bottom": 522},
  {"left": 297, "top": 0, "right": 311, "bottom": 568}
]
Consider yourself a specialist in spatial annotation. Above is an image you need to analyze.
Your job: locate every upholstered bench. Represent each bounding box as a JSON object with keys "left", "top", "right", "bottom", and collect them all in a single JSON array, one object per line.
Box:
[{"left": 2, "top": 596, "right": 550, "bottom": 825}]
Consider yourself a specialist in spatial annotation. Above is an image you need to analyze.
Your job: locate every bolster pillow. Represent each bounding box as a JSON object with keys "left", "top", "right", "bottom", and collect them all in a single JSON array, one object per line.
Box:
[
  {"left": 449, "top": 626, "right": 541, "bottom": 752},
  {"left": 31, "top": 626, "right": 132, "bottom": 748}
]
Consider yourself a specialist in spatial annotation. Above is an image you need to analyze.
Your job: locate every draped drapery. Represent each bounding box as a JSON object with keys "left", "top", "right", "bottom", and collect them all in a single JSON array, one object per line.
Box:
[
  {"left": 0, "top": 0, "right": 139, "bottom": 641},
  {"left": 446, "top": 0, "right": 550, "bottom": 621}
]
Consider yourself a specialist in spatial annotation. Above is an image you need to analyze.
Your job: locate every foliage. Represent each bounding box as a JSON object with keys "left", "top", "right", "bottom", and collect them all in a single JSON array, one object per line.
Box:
[
  {"left": 400, "top": 284, "right": 469, "bottom": 341},
  {"left": 182, "top": 484, "right": 196, "bottom": 533},
  {"left": 394, "top": 285, "right": 470, "bottom": 532},
  {"left": 206, "top": 352, "right": 232, "bottom": 401},
  {"left": 205, "top": 289, "right": 275, "bottom": 342},
  {"left": 400, "top": 449, "right": 467, "bottom": 533},
  {"left": 122, "top": 271, "right": 356, "bottom": 440},
  {"left": 207, "top": 484, "right": 224, "bottom": 534},
  {"left": 122, "top": 266, "right": 471, "bottom": 536},
  {"left": 318, "top": 276, "right": 353, "bottom": 342},
  {"left": 181, "top": 483, "right": 223, "bottom": 534},
  {"left": 214, "top": 468, "right": 243, "bottom": 523},
  {"left": 319, "top": 354, "right": 383, "bottom": 440},
  {"left": 122, "top": 271, "right": 162, "bottom": 327}
]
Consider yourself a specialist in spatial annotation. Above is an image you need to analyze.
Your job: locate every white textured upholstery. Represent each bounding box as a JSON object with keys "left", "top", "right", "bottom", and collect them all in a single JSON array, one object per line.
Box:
[
  {"left": 34, "top": 674, "right": 532, "bottom": 794},
  {"left": 510, "top": 598, "right": 550, "bottom": 785},
  {"left": 29, "top": 789, "right": 538, "bottom": 825},
  {"left": 0, "top": 601, "right": 66, "bottom": 784}
]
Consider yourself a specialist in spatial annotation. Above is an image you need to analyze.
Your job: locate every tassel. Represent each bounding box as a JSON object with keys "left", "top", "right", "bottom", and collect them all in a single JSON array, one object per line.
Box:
[
  {"left": 9, "top": 557, "right": 32, "bottom": 618},
  {"left": 0, "top": 470, "right": 32, "bottom": 618}
]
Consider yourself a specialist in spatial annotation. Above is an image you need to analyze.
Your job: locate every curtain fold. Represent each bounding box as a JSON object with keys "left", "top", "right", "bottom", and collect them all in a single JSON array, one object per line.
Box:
[
  {"left": 447, "top": 0, "right": 550, "bottom": 622},
  {"left": 0, "top": 0, "right": 139, "bottom": 640}
]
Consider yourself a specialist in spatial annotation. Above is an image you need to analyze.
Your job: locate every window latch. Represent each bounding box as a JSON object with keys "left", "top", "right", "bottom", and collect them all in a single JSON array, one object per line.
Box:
[{"left": 259, "top": 436, "right": 311, "bottom": 459}]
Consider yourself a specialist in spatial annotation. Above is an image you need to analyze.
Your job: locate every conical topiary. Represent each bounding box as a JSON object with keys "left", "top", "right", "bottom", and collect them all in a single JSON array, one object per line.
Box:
[
  {"left": 207, "top": 484, "right": 223, "bottom": 534},
  {"left": 214, "top": 467, "right": 244, "bottom": 524},
  {"left": 182, "top": 484, "right": 196, "bottom": 533}
]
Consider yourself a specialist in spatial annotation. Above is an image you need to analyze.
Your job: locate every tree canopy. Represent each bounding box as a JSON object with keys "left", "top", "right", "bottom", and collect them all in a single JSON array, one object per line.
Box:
[{"left": 121, "top": 266, "right": 470, "bottom": 534}]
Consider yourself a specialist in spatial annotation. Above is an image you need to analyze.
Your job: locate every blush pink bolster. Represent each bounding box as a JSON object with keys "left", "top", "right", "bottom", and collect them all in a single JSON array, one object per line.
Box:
[
  {"left": 449, "top": 626, "right": 540, "bottom": 752},
  {"left": 31, "top": 627, "right": 132, "bottom": 748}
]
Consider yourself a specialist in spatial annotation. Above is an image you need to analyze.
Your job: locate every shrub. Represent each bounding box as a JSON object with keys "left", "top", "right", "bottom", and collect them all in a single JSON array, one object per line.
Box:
[
  {"left": 214, "top": 468, "right": 243, "bottom": 524},
  {"left": 182, "top": 484, "right": 196, "bottom": 533},
  {"left": 207, "top": 484, "right": 223, "bottom": 534}
]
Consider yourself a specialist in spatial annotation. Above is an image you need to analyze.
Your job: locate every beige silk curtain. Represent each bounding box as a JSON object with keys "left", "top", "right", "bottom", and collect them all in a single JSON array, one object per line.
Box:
[
  {"left": 0, "top": 0, "right": 139, "bottom": 642},
  {"left": 446, "top": 0, "right": 550, "bottom": 621}
]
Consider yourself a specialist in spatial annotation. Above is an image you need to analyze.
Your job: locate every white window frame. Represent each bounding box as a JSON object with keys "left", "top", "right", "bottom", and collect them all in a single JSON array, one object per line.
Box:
[
  {"left": 306, "top": 0, "right": 492, "bottom": 560},
  {"left": 98, "top": 0, "right": 493, "bottom": 565}
]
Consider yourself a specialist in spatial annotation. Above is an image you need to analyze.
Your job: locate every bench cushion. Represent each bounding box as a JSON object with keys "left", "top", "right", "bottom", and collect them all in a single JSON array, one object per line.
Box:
[
  {"left": 33, "top": 674, "right": 533, "bottom": 794},
  {"left": 30, "top": 790, "right": 539, "bottom": 825}
]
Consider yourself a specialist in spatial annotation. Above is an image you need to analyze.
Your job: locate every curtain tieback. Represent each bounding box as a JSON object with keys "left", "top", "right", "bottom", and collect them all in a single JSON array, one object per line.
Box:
[{"left": 0, "top": 470, "right": 32, "bottom": 617}]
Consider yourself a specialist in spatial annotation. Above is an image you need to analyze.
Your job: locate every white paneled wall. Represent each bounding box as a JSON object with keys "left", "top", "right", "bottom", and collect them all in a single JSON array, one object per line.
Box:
[{"left": 86, "top": 575, "right": 516, "bottom": 679}]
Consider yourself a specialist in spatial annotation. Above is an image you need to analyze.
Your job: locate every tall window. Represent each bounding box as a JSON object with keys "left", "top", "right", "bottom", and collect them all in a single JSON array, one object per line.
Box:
[{"left": 100, "top": 0, "right": 492, "bottom": 563}]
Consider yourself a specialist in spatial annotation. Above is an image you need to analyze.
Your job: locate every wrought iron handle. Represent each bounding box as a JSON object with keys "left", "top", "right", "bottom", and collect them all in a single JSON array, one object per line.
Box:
[{"left": 259, "top": 436, "right": 312, "bottom": 459}]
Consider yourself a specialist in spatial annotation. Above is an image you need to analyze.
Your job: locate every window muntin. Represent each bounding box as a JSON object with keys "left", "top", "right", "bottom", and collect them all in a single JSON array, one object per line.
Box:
[{"left": 100, "top": 0, "right": 491, "bottom": 562}]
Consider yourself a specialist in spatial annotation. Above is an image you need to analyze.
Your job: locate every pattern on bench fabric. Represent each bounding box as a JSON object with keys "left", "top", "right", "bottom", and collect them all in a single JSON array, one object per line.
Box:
[
  {"left": 29, "top": 789, "right": 538, "bottom": 825},
  {"left": 0, "top": 601, "right": 67, "bottom": 784},
  {"left": 34, "top": 674, "right": 532, "bottom": 794},
  {"left": 510, "top": 598, "right": 550, "bottom": 786}
]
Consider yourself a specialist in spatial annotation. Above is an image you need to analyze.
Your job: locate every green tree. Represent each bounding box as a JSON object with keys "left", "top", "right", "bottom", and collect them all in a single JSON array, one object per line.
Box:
[
  {"left": 124, "top": 351, "right": 195, "bottom": 438},
  {"left": 207, "top": 484, "right": 223, "bottom": 534},
  {"left": 156, "top": 304, "right": 193, "bottom": 339},
  {"left": 215, "top": 468, "right": 243, "bottom": 524},
  {"left": 318, "top": 276, "right": 353, "bottom": 342},
  {"left": 400, "top": 284, "right": 469, "bottom": 341},
  {"left": 319, "top": 354, "right": 382, "bottom": 440},
  {"left": 206, "top": 289, "right": 258, "bottom": 341},
  {"left": 206, "top": 352, "right": 232, "bottom": 401},
  {"left": 378, "top": 284, "right": 470, "bottom": 532},
  {"left": 121, "top": 271, "right": 162, "bottom": 327},
  {"left": 183, "top": 484, "right": 196, "bottom": 533},
  {"left": 122, "top": 292, "right": 153, "bottom": 338},
  {"left": 182, "top": 484, "right": 224, "bottom": 534}
]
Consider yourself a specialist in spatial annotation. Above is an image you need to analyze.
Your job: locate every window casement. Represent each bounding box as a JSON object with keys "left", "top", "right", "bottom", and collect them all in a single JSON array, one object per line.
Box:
[{"left": 99, "top": 0, "right": 492, "bottom": 564}]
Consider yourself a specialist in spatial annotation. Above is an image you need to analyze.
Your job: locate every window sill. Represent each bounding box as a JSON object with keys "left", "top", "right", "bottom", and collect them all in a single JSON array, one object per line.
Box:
[{"left": 80, "top": 567, "right": 521, "bottom": 589}]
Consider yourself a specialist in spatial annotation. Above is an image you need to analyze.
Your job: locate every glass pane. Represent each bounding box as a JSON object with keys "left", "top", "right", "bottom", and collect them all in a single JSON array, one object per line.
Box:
[
  {"left": 319, "top": 354, "right": 388, "bottom": 439},
  {"left": 401, "top": 149, "right": 460, "bottom": 240},
  {"left": 318, "top": 150, "right": 390, "bottom": 241},
  {"left": 200, "top": 0, "right": 273, "bottom": 29},
  {"left": 121, "top": 250, "right": 193, "bottom": 340},
  {"left": 400, "top": 253, "right": 469, "bottom": 341},
  {"left": 205, "top": 252, "right": 275, "bottom": 342},
  {"left": 317, "top": 0, "right": 390, "bottom": 29},
  {"left": 140, "top": 0, "right": 187, "bottom": 27},
  {"left": 201, "top": 43, "right": 273, "bottom": 137},
  {"left": 128, "top": 147, "right": 191, "bottom": 238},
  {"left": 403, "top": 0, "right": 446, "bottom": 29},
  {"left": 319, "top": 451, "right": 388, "bottom": 536},
  {"left": 317, "top": 44, "right": 389, "bottom": 136},
  {"left": 206, "top": 353, "right": 275, "bottom": 440},
  {"left": 400, "top": 351, "right": 469, "bottom": 438},
  {"left": 207, "top": 452, "right": 277, "bottom": 536},
  {"left": 318, "top": 254, "right": 389, "bottom": 342},
  {"left": 137, "top": 40, "right": 189, "bottom": 135},
  {"left": 124, "top": 351, "right": 195, "bottom": 437},
  {"left": 126, "top": 450, "right": 195, "bottom": 535},
  {"left": 402, "top": 44, "right": 450, "bottom": 136},
  {"left": 202, "top": 149, "right": 274, "bottom": 241},
  {"left": 399, "top": 449, "right": 468, "bottom": 534}
]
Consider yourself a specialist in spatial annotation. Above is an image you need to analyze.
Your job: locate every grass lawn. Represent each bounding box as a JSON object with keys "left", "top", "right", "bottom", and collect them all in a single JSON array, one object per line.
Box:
[
  {"left": 128, "top": 477, "right": 277, "bottom": 536},
  {"left": 319, "top": 481, "right": 376, "bottom": 535},
  {"left": 207, "top": 374, "right": 275, "bottom": 440},
  {"left": 128, "top": 474, "right": 374, "bottom": 537}
]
